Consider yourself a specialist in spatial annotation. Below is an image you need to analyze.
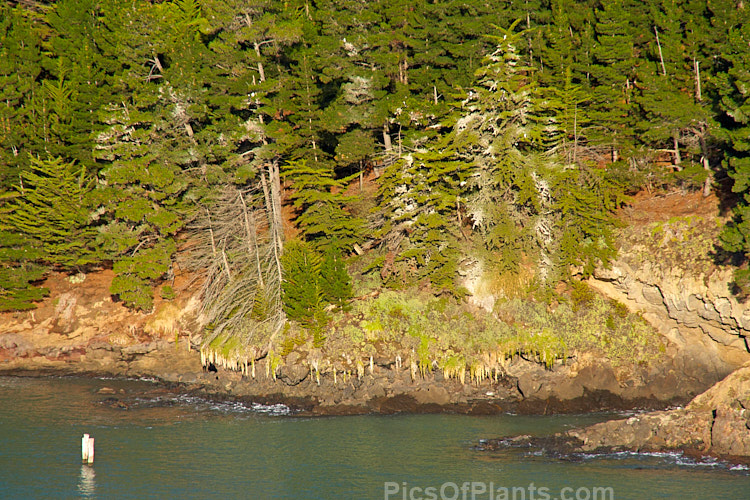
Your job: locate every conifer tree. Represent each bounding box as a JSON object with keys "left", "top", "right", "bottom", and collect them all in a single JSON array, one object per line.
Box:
[
  {"left": 718, "top": 20, "right": 750, "bottom": 294},
  {"left": 0, "top": 4, "right": 45, "bottom": 187},
  {"left": 0, "top": 204, "right": 49, "bottom": 311},
  {"left": 588, "top": 0, "right": 641, "bottom": 160},
  {"left": 93, "top": 0, "right": 216, "bottom": 309},
  {"left": 319, "top": 242, "right": 353, "bottom": 311},
  {"left": 282, "top": 159, "right": 363, "bottom": 250},
  {"left": 634, "top": 0, "right": 711, "bottom": 173},
  {"left": 280, "top": 239, "right": 327, "bottom": 331},
  {"left": 375, "top": 23, "right": 621, "bottom": 287},
  {"left": 373, "top": 137, "right": 466, "bottom": 291},
  {"left": 6, "top": 156, "right": 100, "bottom": 268},
  {"left": 459, "top": 23, "right": 551, "bottom": 273},
  {"left": 41, "top": 0, "right": 111, "bottom": 173},
  {"left": 263, "top": 46, "right": 332, "bottom": 170}
]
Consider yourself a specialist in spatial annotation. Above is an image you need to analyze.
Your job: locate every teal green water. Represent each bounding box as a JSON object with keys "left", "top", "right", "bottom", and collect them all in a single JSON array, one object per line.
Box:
[{"left": 0, "top": 376, "right": 747, "bottom": 499}]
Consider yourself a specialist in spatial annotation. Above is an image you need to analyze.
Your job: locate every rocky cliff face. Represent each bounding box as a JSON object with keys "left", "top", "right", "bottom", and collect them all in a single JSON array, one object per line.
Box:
[
  {"left": 588, "top": 215, "right": 750, "bottom": 382},
  {"left": 0, "top": 270, "right": 203, "bottom": 381},
  {"left": 503, "top": 204, "right": 750, "bottom": 460}
]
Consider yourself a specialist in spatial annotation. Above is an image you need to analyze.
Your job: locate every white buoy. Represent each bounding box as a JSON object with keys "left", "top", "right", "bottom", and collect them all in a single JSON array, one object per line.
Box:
[
  {"left": 82, "top": 434, "right": 94, "bottom": 464},
  {"left": 81, "top": 434, "right": 89, "bottom": 462}
]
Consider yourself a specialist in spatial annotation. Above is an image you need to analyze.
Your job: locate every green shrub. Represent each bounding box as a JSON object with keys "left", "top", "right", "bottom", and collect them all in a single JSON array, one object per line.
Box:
[
  {"left": 570, "top": 280, "right": 596, "bottom": 311},
  {"left": 160, "top": 285, "right": 176, "bottom": 300}
]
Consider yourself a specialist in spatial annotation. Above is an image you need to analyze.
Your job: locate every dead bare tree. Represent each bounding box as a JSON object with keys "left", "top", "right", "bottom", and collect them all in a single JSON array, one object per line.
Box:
[{"left": 183, "top": 173, "right": 284, "bottom": 370}]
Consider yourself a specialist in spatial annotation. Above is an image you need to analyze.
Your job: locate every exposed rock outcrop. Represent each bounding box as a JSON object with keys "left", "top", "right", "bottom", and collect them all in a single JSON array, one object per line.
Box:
[
  {"left": 481, "top": 362, "right": 750, "bottom": 461},
  {"left": 588, "top": 215, "right": 750, "bottom": 382},
  {"left": 475, "top": 196, "right": 750, "bottom": 460},
  {"left": 563, "top": 361, "right": 750, "bottom": 459}
]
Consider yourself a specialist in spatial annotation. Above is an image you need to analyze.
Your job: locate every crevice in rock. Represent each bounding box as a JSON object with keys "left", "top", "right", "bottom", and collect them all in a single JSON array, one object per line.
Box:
[{"left": 276, "top": 371, "right": 310, "bottom": 386}]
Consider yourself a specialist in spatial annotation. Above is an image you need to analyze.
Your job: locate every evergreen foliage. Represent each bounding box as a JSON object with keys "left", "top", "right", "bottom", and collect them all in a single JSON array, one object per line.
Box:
[
  {"left": 5, "top": 156, "right": 100, "bottom": 268},
  {"left": 374, "top": 23, "right": 622, "bottom": 286},
  {"left": 3, "top": 0, "right": 750, "bottom": 323},
  {"left": 588, "top": 0, "right": 640, "bottom": 158},
  {"left": 320, "top": 242, "right": 354, "bottom": 311},
  {"left": 717, "top": 20, "right": 750, "bottom": 294},
  {"left": 0, "top": 262, "right": 48, "bottom": 312},
  {"left": 280, "top": 239, "right": 328, "bottom": 344},
  {"left": 373, "top": 147, "right": 465, "bottom": 291},
  {"left": 460, "top": 23, "right": 550, "bottom": 274},
  {"left": 0, "top": 4, "right": 45, "bottom": 188},
  {"left": 282, "top": 159, "right": 363, "bottom": 250},
  {"left": 280, "top": 238, "right": 354, "bottom": 343},
  {"left": 0, "top": 225, "right": 49, "bottom": 312},
  {"left": 281, "top": 240, "right": 324, "bottom": 322}
]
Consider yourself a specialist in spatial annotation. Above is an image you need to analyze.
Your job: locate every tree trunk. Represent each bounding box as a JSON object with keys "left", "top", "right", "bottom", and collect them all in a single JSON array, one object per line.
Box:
[
  {"left": 702, "top": 156, "right": 712, "bottom": 197},
  {"left": 573, "top": 104, "right": 578, "bottom": 164},
  {"left": 655, "top": 26, "right": 667, "bottom": 76},
  {"left": 699, "top": 132, "right": 712, "bottom": 197},
  {"left": 239, "top": 191, "right": 264, "bottom": 288},
  {"left": 269, "top": 161, "right": 283, "bottom": 252},
  {"left": 206, "top": 209, "right": 216, "bottom": 257},
  {"left": 260, "top": 165, "right": 282, "bottom": 284},
  {"left": 694, "top": 58, "right": 702, "bottom": 102},
  {"left": 254, "top": 42, "right": 266, "bottom": 82},
  {"left": 673, "top": 133, "right": 682, "bottom": 168},
  {"left": 383, "top": 122, "right": 392, "bottom": 151}
]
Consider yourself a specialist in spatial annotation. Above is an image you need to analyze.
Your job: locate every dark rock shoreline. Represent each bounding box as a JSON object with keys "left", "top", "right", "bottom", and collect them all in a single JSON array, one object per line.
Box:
[
  {"left": 478, "top": 361, "right": 750, "bottom": 464},
  {"left": 0, "top": 336, "right": 708, "bottom": 417}
]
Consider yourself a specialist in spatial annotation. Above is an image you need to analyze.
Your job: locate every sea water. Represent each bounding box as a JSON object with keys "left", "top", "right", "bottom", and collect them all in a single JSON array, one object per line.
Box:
[{"left": 0, "top": 376, "right": 747, "bottom": 499}]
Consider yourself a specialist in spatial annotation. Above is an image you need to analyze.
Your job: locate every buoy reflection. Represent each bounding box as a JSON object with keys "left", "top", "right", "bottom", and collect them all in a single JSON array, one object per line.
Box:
[{"left": 78, "top": 464, "right": 96, "bottom": 497}]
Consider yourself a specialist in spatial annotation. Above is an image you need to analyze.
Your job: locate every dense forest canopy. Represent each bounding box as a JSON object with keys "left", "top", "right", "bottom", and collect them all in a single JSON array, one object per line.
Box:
[{"left": 1, "top": 0, "right": 749, "bottom": 346}]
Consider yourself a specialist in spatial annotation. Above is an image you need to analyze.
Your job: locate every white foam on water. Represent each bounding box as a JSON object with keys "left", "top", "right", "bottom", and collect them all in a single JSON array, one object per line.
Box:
[
  {"left": 574, "top": 449, "right": 750, "bottom": 472},
  {"left": 147, "top": 393, "right": 292, "bottom": 416}
]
